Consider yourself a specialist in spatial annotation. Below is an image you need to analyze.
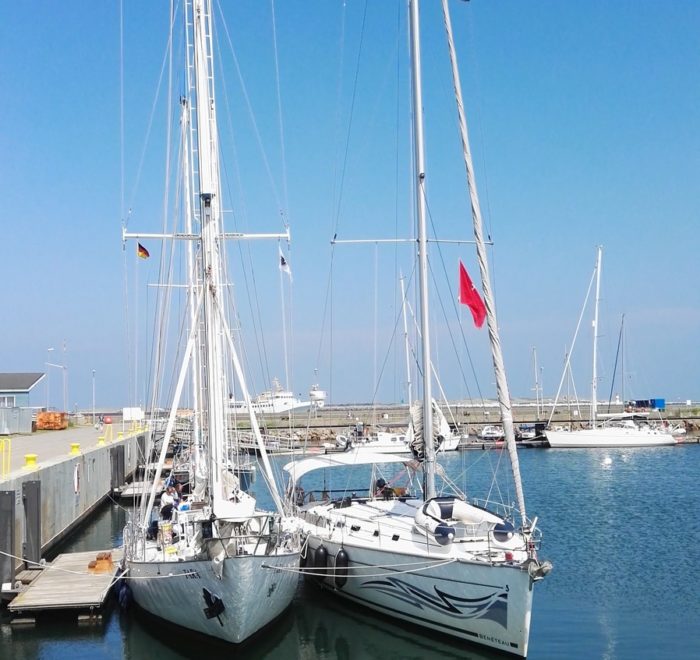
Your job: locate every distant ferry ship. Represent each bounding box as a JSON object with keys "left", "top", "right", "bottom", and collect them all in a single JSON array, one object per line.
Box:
[{"left": 229, "top": 378, "right": 325, "bottom": 415}]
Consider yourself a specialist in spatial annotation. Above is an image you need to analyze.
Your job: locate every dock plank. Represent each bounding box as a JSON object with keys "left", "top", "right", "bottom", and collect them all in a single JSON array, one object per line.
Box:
[{"left": 8, "top": 549, "right": 123, "bottom": 612}]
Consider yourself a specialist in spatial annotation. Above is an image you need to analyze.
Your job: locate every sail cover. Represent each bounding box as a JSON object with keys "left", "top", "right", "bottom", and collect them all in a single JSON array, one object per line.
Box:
[{"left": 408, "top": 399, "right": 453, "bottom": 460}]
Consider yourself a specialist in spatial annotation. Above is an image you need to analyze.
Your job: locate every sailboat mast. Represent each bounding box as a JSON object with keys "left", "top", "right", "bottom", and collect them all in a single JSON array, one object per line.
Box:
[
  {"left": 180, "top": 95, "right": 205, "bottom": 492},
  {"left": 440, "top": 0, "right": 527, "bottom": 523},
  {"left": 191, "top": 0, "right": 228, "bottom": 507},
  {"left": 408, "top": 0, "right": 436, "bottom": 499},
  {"left": 400, "top": 274, "right": 413, "bottom": 408},
  {"left": 591, "top": 245, "right": 602, "bottom": 427}
]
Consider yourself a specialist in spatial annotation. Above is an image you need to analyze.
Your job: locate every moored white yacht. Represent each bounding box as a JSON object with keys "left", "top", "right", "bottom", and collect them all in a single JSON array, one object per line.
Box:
[
  {"left": 545, "top": 248, "right": 675, "bottom": 449},
  {"left": 121, "top": 0, "right": 301, "bottom": 644},
  {"left": 284, "top": 1, "right": 550, "bottom": 656}
]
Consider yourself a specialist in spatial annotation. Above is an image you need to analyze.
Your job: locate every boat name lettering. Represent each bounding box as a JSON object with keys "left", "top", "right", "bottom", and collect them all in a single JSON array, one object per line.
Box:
[{"left": 477, "top": 633, "right": 510, "bottom": 647}]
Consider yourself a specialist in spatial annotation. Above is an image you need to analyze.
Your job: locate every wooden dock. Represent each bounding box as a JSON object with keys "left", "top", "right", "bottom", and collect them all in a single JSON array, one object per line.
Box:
[{"left": 8, "top": 549, "right": 123, "bottom": 617}]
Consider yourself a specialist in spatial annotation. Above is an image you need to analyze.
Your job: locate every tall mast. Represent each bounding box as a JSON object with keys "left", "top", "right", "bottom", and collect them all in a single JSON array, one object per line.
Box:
[
  {"left": 591, "top": 245, "right": 602, "bottom": 427},
  {"left": 191, "top": 0, "right": 228, "bottom": 509},
  {"left": 400, "top": 274, "right": 413, "bottom": 408},
  {"left": 441, "top": 0, "right": 527, "bottom": 523},
  {"left": 408, "top": 0, "right": 436, "bottom": 499},
  {"left": 532, "top": 347, "right": 541, "bottom": 421}
]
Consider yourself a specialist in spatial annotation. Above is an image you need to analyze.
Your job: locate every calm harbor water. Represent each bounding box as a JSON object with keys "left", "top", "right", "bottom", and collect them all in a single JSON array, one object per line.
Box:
[{"left": 2, "top": 445, "right": 698, "bottom": 659}]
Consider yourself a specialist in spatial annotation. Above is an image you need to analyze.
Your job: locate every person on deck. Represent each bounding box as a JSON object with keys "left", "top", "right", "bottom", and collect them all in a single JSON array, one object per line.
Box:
[{"left": 160, "top": 486, "right": 177, "bottom": 520}]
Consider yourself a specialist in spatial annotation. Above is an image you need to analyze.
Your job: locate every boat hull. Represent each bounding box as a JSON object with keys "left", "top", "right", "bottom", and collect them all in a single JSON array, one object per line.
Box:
[
  {"left": 127, "top": 552, "right": 299, "bottom": 643},
  {"left": 303, "top": 539, "right": 534, "bottom": 657},
  {"left": 546, "top": 429, "right": 676, "bottom": 448}
]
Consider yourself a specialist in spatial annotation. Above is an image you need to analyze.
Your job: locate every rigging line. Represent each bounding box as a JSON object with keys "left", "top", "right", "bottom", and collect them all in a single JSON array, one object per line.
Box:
[
  {"left": 331, "top": 0, "right": 369, "bottom": 237},
  {"left": 120, "top": 0, "right": 125, "bottom": 225},
  {"left": 368, "top": 267, "right": 414, "bottom": 407},
  {"left": 462, "top": 5, "right": 495, "bottom": 255},
  {"left": 126, "top": 7, "right": 179, "bottom": 221},
  {"left": 211, "top": 20, "right": 273, "bottom": 396},
  {"left": 269, "top": 558, "right": 458, "bottom": 579},
  {"left": 148, "top": 0, "right": 179, "bottom": 418},
  {"left": 270, "top": 0, "right": 291, "bottom": 225},
  {"left": 217, "top": 159, "right": 272, "bottom": 398},
  {"left": 422, "top": 197, "right": 481, "bottom": 406},
  {"left": 212, "top": 79, "right": 272, "bottom": 397},
  {"left": 313, "top": 251, "right": 335, "bottom": 394},
  {"left": 279, "top": 245, "right": 290, "bottom": 391},
  {"left": 373, "top": 243, "right": 378, "bottom": 420},
  {"left": 122, "top": 241, "right": 134, "bottom": 411},
  {"left": 607, "top": 314, "right": 625, "bottom": 412},
  {"left": 547, "top": 262, "right": 597, "bottom": 426},
  {"left": 329, "top": 2, "right": 347, "bottom": 232},
  {"left": 392, "top": 1, "right": 402, "bottom": 404},
  {"left": 215, "top": 3, "right": 284, "bottom": 213}
]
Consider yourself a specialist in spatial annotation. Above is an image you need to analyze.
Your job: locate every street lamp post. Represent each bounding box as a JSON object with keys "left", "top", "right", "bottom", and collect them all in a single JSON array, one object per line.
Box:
[
  {"left": 62, "top": 340, "right": 68, "bottom": 413},
  {"left": 92, "top": 370, "right": 96, "bottom": 425},
  {"left": 46, "top": 362, "right": 66, "bottom": 412},
  {"left": 46, "top": 347, "right": 54, "bottom": 409}
]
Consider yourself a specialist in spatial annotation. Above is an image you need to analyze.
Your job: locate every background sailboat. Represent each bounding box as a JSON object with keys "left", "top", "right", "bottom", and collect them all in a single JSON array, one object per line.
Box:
[{"left": 546, "top": 247, "right": 675, "bottom": 448}]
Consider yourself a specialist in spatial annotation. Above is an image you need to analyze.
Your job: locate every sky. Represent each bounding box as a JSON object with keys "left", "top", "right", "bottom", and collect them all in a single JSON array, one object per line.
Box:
[{"left": 1, "top": 0, "right": 699, "bottom": 411}]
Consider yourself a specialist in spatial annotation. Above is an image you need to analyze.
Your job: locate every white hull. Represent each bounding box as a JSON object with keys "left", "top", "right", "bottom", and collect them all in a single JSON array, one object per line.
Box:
[
  {"left": 546, "top": 428, "right": 676, "bottom": 448},
  {"left": 128, "top": 552, "right": 299, "bottom": 643},
  {"left": 303, "top": 535, "right": 533, "bottom": 657},
  {"left": 438, "top": 434, "right": 460, "bottom": 451},
  {"left": 296, "top": 496, "right": 537, "bottom": 657},
  {"left": 230, "top": 400, "right": 310, "bottom": 415}
]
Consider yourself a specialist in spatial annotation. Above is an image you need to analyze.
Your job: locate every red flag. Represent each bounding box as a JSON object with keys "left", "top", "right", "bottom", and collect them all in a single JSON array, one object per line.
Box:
[{"left": 459, "top": 260, "right": 486, "bottom": 328}]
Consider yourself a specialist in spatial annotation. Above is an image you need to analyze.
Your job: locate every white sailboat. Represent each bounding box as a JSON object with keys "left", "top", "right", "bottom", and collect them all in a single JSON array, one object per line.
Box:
[
  {"left": 546, "top": 247, "right": 675, "bottom": 449},
  {"left": 121, "top": 0, "right": 300, "bottom": 643},
  {"left": 283, "top": 2, "right": 550, "bottom": 656}
]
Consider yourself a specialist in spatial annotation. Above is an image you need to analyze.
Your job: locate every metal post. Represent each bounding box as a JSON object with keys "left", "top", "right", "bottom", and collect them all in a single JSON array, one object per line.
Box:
[
  {"left": 92, "top": 369, "right": 96, "bottom": 425},
  {"left": 46, "top": 347, "right": 54, "bottom": 409},
  {"left": 0, "top": 490, "right": 15, "bottom": 589}
]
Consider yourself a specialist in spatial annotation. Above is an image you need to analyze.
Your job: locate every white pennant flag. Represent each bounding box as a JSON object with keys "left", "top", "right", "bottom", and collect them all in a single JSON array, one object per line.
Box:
[{"left": 279, "top": 246, "right": 292, "bottom": 280}]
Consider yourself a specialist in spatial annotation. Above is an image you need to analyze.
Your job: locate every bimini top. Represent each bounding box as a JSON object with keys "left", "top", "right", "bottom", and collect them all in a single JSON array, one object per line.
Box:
[{"left": 283, "top": 450, "right": 414, "bottom": 486}]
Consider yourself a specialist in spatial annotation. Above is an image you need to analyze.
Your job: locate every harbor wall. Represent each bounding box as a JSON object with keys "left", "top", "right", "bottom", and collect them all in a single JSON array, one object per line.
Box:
[{"left": 1, "top": 434, "right": 142, "bottom": 577}]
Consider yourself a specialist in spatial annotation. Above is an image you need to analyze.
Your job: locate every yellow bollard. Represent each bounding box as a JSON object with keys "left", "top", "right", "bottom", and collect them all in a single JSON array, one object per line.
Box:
[
  {"left": 97, "top": 436, "right": 106, "bottom": 446},
  {"left": 24, "top": 453, "right": 38, "bottom": 470},
  {"left": 70, "top": 443, "right": 81, "bottom": 455},
  {"left": 117, "top": 431, "right": 124, "bottom": 441}
]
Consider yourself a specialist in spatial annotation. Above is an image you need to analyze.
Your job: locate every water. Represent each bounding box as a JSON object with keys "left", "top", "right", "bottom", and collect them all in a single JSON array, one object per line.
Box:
[{"left": 2, "top": 445, "right": 698, "bottom": 659}]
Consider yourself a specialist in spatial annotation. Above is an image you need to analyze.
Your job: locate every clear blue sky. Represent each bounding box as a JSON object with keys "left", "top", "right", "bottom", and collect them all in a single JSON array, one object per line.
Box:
[{"left": 1, "top": 1, "right": 698, "bottom": 410}]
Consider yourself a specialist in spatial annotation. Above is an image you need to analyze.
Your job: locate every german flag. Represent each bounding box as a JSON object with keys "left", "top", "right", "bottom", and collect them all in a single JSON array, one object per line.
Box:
[{"left": 137, "top": 243, "right": 150, "bottom": 259}]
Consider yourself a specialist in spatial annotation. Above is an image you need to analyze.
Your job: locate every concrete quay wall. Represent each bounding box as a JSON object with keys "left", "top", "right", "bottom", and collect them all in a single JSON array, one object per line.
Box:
[
  {"left": 1, "top": 430, "right": 142, "bottom": 575},
  {"left": 255, "top": 401, "right": 700, "bottom": 434}
]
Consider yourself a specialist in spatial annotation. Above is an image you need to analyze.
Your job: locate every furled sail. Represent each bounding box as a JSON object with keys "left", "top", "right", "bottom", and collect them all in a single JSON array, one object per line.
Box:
[{"left": 408, "top": 399, "right": 452, "bottom": 460}]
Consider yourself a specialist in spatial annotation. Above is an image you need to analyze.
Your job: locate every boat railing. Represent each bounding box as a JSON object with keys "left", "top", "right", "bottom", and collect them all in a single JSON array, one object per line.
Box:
[
  {"left": 204, "top": 513, "right": 296, "bottom": 556},
  {"left": 230, "top": 431, "right": 300, "bottom": 453},
  {"left": 295, "top": 486, "right": 414, "bottom": 508},
  {"left": 470, "top": 497, "right": 517, "bottom": 522}
]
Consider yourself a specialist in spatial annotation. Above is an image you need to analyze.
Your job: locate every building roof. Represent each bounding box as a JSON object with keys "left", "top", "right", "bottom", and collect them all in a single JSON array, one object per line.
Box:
[{"left": 0, "top": 373, "right": 45, "bottom": 392}]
